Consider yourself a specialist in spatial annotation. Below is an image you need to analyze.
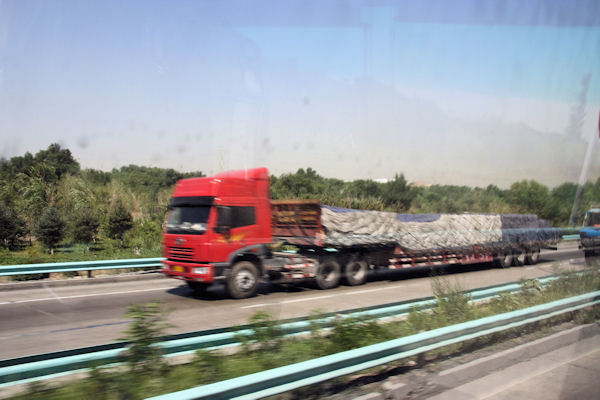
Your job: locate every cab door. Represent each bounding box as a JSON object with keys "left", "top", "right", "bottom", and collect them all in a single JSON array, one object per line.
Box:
[{"left": 211, "top": 205, "right": 258, "bottom": 262}]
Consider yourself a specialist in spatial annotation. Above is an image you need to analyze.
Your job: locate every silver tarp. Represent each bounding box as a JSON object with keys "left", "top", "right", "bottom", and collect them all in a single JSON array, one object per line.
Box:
[{"left": 320, "top": 206, "right": 559, "bottom": 253}]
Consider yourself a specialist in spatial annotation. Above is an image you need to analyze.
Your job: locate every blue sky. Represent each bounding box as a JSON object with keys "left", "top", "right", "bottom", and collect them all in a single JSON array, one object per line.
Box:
[{"left": 0, "top": 0, "right": 599, "bottom": 187}]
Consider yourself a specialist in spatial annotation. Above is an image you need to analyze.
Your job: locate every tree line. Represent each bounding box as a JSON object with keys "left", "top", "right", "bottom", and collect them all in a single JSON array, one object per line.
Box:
[
  {"left": 270, "top": 168, "right": 599, "bottom": 227},
  {"left": 0, "top": 145, "right": 598, "bottom": 256},
  {"left": 0, "top": 144, "right": 202, "bottom": 254}
]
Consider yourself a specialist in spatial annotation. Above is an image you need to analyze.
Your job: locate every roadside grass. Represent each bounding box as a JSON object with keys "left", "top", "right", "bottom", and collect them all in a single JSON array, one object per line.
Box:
[{"left": 10, "top": 269, "right": 600, "bottom": 400}]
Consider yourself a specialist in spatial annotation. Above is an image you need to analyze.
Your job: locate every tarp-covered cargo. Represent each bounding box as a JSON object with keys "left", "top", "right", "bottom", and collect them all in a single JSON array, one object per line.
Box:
[{"left": 320, "top": 206, "right": 561, "bottom": 254}]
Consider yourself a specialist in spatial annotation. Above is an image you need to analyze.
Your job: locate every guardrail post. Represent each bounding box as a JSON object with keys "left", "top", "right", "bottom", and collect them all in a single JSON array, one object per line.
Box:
[{"left": 87, "top": 270, "right": 92, "bottom": 279}]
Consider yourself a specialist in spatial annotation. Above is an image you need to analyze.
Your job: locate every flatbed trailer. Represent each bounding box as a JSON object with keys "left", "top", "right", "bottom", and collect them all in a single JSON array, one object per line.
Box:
[{"left": 270, "top": 200, "right": 559, "bottom": 273}]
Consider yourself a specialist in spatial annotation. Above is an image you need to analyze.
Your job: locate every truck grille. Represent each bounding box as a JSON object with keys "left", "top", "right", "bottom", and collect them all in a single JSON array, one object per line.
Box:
[{"left": 167, "top": 246, "right": 194, "bottom": 261}]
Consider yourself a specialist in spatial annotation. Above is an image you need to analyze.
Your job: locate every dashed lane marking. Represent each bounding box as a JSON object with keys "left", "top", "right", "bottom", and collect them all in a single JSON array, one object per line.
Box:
[
  {"left": 0, "top": 286, "right": 176, "bottom": 305},
  {"left": 240, "top": 284, "right": 406, "bottom": 309}
]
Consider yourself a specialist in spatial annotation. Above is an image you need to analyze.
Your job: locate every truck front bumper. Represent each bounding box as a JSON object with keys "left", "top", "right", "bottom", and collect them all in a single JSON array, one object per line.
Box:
[{"left": 161, "top": 260, "right": 227, "bottom": 283}]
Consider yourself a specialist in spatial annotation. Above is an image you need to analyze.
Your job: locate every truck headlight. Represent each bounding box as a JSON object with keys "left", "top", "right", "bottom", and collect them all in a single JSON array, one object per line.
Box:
[{"left": 193, "top": 267, "right": 210, "bottom": 275}]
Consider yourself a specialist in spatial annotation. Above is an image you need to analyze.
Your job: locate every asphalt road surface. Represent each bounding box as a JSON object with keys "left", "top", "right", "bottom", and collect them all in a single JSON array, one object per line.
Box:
[{"left": 0, "top": 242, "right": 586, "bottom": 360}]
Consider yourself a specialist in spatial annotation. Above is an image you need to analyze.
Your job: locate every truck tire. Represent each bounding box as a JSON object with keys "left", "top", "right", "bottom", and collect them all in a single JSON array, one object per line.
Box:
[
  {"left": 495, "top": 250, "right": 513, "bottom": 268},
  {"left": 513, "top": 248, "right": 526, "bottom": 266},
  {"left": 226, "top": 261, "right": 259, "bottom": 299},
  {"left": 315, "top": 257, "right": 341, "bottom": 290},
  {"left": 525, "top": 247, "right": 540, "bottom": 265},
  {"left": 187, "top": 281, "right": 210, "bottom": 295},
  {"left": 344, "top": 257, "right": 368, "bottom": 286}
]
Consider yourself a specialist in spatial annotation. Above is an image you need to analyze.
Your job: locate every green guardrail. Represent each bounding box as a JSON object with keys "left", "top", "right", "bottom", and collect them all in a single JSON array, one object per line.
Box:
[
  {"left": 0, "top": 273, "right": 570, "bottom": 388},
  {"left": 0, "top": 233, "right": 579, "bottom": 277},
  {"left": 147, "top": 291, "right": 600, "bottom": 400},
  {"left": 0, "top": 258, "right": 165, "bottom": 276}
]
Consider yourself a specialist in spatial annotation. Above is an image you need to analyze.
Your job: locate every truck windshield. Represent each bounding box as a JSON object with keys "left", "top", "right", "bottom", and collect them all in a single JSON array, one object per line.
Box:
[
  {"left": 584, "top": 211, "right": 600, "bottom": 227},
  {"left": 166, "top": 206, "right": 211, "bottom": 234}
]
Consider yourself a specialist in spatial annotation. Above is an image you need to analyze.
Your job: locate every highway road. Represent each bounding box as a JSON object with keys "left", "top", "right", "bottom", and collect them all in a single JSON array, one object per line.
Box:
[{"left": 0, "top": 242, "right": 586, "bottom": 360}]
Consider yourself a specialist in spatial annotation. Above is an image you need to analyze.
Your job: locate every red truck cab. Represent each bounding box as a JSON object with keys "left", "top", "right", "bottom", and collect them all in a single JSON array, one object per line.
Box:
[{"left": 162, "top": 167, "right": 272, "bottom": 298}]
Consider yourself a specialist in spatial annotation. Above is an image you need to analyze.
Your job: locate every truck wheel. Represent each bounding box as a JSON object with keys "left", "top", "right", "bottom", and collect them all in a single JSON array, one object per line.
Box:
[
  {"left": 315, "top": 257, "right": 341, "bottom": 290},
  {"left": 227, "top": 261, "right": 259, "bottom": 299},
  {"left": 187, "top": 281, "right": 210, "bottom": 295},
  {"left": 525, "top": 247, "right": 540, "bottom": 265},
  {"left": 495, "top": 250, "right": 513, "bottom": 268},
  {"left": 513, "top": 248, "right": 526, "bottom": 266},
  {"left": 344, "top": 257, "right": 368, "bottom": 286}
]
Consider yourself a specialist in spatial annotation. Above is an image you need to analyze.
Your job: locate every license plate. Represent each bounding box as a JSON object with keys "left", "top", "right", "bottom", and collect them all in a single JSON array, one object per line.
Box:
[{"left": 173, "top": 266, "right": 185, "bottom": 273}]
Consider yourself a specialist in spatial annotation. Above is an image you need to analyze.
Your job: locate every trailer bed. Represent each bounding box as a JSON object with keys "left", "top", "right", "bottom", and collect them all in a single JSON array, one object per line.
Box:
[{"left": 270, "top": 201, "right": 562, "bottom": 256}]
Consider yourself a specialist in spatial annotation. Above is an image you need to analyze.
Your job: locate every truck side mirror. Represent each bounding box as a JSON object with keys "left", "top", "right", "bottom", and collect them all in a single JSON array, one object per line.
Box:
[{"left": 215, "top": 206, "right": 232, "bottom": 234}]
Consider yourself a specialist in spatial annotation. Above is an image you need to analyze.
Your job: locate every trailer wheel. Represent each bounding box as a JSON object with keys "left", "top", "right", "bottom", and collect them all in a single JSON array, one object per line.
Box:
[
  {"left": 513, "top": 248, "right": 526, "bottom": 266},
  {"left": 344, "top": 257, "right": 368, "bottom": 286},
  {"left": 495, "top": 250, "right": 513, "bottom": 268},
  {"left": 525, "top": 247, "right": 540, "bottom": 265},
  {"left": 187, "top": 281, "right": 210, "bottom": 295},
  {"left": 226, "top": 261, "right": 259, "bottom": 299},
  {"left": 315, "top": 257, "right": 341, "bottom": 290}
]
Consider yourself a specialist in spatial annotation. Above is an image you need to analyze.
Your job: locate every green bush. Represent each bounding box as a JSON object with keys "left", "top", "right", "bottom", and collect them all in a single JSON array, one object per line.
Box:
[
  {"left": 236, "top": 310, "right": 284, "bottom": 353},
  {"left": 408, "top": 277, "right": 478, "bottom": 332},
  {"left": 34, "top": 208, "right": 65, "bottom": 255},
  {"left": 326, "top": 315, "right": 393, "bottom": 353},
  {"left": 193, "top": 350, "right": 226, "bottom": 384},
  {"left": 120, "top": 302, "right": 170, "bottom": 376}
]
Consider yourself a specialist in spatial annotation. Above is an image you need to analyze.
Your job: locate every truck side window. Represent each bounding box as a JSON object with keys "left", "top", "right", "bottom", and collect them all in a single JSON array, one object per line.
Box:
[
  {"left": 216, "top": 206, "right": 232, "bottom": 230},
  {"left": 231, "top": 206, "right": 256, "bottom": 228}
]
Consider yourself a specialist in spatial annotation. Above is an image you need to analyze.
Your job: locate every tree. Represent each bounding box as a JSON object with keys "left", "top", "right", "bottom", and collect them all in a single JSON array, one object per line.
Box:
[
  {"left": 582, "top": 177, "right": 600, "bottom": 212},
  {"left": 15, "top": 172, "right": 50, "bottom": 222},
  {"left": 34, "top": 143, "right": 80, "bottom": 180},
  {"left": 82, "top": 168, "right": 111, "bottom": 186},
  {"left": 382, "top": 173, "right": 416, "bottom": 211},
  {"left": 34, "top": 207, "right": 65, "bottom": 254},
  {"left": 347, "top": 179, "right": 382, "bottom": 199},
  {"left": 546, "top": 183, "right": 578, "bottom": 227},
  {"left": 108, "top": 200, "right": 133, "bottom": 246},
  {"left": 0, "top": 152, "right": 35, "bottom": 178},
  {"left": 507, "top": 180, "right": 550, "bottom": 216},
  {"left": 0, "top": 205, "right": 27, "bottom": 249},
  {"left": 72, "top": 210, "right": 100, "bottom": 249},
  {"left": 111, "top": 165, "right": 202, "bottom": 196},
  {"left": 1, "top": 144, "right": 79, "bottom": 184},
  {"left": 270, "top": 168, "right": 326, "bottom": 199}
]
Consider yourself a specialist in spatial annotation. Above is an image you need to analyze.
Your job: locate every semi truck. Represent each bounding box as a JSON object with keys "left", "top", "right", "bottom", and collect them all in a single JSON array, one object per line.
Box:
[
  {"left": 580, "top": 206, "right": 600, "bottom": 266},
  {"left": 161, "top": 167, "right": 561, "bottom": 298}
]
